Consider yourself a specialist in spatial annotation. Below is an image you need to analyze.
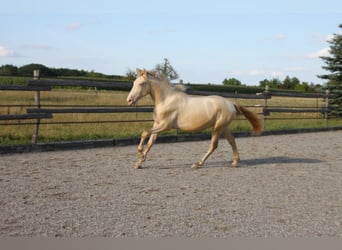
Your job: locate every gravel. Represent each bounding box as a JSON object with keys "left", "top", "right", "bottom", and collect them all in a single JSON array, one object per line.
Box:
[{"left": 1, "top": 131, "right": 342, "bottom": 237}]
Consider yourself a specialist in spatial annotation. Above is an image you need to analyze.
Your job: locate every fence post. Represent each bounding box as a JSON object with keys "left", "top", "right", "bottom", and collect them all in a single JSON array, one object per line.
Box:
[
  {"left": 325, "top": 89, "right": 329, "bottom": 128},
  {"left": 263, "top": 85, "right": 269, "bottom": 130},
  {"left": 31, "top": 69, "right": 41, "bottom": 144}
]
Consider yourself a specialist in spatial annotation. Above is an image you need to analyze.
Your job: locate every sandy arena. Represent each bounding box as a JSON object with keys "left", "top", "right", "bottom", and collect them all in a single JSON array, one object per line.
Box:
[{"left": 1, "top": 131, "right": 342, "bottom": 237}]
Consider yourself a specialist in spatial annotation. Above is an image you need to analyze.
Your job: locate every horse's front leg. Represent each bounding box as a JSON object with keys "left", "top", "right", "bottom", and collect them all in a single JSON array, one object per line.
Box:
[
  {"left": 135, "top": 132, "right": 159, "bottom": 169},
  {"left": 137, "top": 129, "right": 150, "bottom": 160},
  {"left": 135, "top": 122, "right": 167, "bottom": 169}
]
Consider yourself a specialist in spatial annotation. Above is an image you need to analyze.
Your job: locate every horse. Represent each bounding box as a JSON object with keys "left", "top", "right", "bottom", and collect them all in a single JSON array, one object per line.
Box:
[{"left": 127, "top": 68, "right": 262, "bottom": 169}]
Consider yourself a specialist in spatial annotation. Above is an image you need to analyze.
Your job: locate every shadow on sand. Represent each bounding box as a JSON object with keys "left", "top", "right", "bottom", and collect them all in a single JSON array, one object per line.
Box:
[
  {"left": 154, "top": 156, "right": 323, "bottom": 170},
  {"left": 238, "top": 156, "right": 323, "bottom": 167}
]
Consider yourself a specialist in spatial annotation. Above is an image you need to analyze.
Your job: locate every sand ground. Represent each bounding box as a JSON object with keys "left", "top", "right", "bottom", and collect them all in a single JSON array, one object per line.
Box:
[{"left": 1, "top": 131, "right": 341, "bottom": 237}]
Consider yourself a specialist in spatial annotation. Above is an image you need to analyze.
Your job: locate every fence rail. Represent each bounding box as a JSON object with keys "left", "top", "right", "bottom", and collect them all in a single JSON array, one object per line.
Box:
[
  {"left": 185, "top": 90, "right": 268, "bottom": 99},
  {"left": 28, "top": 79, "right": 132, "bottom": 90},
  {"left": 0, "top": 85, "right": 52, "bottom": 91},
  {"left": 0, "top": 71, "right": 335, "bottom": 145},
  {"left": 263, "top": 108, "right": 327, "bottom": 114},
  {"left": 0, "top": 113, "right": 52, "bottom": 120},
  {"left": 26, "top": 107, "right": 155, "bottom": 114}
]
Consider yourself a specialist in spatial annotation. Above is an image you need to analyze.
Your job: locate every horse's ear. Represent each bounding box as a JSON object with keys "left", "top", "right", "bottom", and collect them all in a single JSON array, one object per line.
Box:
[
  {"left": 137, "top": 68, "right": 148, "bottom": 77},
  {"left": 136, "top": 68, "right": 142, "bottom": 76}
]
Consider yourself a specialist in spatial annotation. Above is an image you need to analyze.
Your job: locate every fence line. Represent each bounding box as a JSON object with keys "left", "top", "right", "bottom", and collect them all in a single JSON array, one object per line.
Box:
[
  {"left": 28, "top": 79, "right": 132, "bottom": 90},
  {"left": 26, "top": 107, "right": 155, "bottom": 114},
  {"left": 0, "top": 71, "right": 333, "bottom": 144}
]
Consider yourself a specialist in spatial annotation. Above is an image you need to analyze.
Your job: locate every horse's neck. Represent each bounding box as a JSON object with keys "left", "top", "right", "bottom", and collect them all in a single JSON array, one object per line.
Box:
[{"left": 150, "top": 80, "right": 174, "bottom": 106}]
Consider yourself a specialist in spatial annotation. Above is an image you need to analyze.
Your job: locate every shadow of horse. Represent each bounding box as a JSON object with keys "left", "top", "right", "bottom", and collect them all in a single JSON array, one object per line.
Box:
[
  {"left": 238, "top": 156, "right": 323, "bottom": 167},
  {"left": 189, "top": 156, "right": 323, "bottom": 169},
  {"left": 155, "top": 156, "right": 323, "bottom": 170}
]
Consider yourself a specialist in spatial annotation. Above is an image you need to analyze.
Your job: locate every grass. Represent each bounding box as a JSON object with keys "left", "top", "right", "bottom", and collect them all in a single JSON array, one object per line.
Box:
[
  {"left": 0, "top": 76, "right": 30, "bottom": 85},
  {"left": 1, "top": 89, "right": 341, "bottom": 145}
]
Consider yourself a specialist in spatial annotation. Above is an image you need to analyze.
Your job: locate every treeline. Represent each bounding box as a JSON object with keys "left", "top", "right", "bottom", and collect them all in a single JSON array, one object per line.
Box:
[
  {"left": 223, "top": 76, "right": 322, "bottom": 93},
  {"left": 259, "top": 76, "right": 322, "bottom": 92},
  {"left": 0, "top": 63, "right": 127, "bottom": 80},
  {"left": 0, "top": 63, "right": 323, "bottom": 93}
]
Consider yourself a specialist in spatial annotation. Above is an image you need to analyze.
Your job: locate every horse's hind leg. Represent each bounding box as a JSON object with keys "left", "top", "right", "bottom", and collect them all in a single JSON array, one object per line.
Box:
[
  {"left": 192, "top": 129, "right": 222, "bottom": 168},
  {"left": 223, "top": 128, "right": 240, "bottom": 167}
]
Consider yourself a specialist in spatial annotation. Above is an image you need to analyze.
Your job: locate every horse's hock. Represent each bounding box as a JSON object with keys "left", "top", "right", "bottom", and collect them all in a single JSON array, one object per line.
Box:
[{"left": 1, "top": 131, "right": 342, "bottom": 236}]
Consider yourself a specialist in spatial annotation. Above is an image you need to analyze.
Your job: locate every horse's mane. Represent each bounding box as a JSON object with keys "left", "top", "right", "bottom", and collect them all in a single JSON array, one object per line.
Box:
[{"left": 146, "top": 70, "right": 186, "bottom": 93}]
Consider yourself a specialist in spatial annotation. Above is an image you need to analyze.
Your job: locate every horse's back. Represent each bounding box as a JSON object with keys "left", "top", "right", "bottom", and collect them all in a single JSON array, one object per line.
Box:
[
  {"left": 174, "top": 95, "right": 236, "bottom": 131},
  {"left": 187, "top": 95, "right": 235, "bottom": 114}
]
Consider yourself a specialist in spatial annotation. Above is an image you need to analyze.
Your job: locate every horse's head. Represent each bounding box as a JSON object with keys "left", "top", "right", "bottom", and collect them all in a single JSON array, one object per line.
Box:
[{"left": 127, "top": 68, "right": 154, "bottom": 106}]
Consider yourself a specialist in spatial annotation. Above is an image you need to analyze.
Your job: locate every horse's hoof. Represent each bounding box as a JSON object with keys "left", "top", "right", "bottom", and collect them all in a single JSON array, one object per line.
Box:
[
  {"left": 191, "top": 162, "right": 202, "bottom": 169},
  {"left": 231, "top": 161, "right": 239, "bottom": 167},
  {"left": 135, "top": 163, "right": 142, "bottom": 169}
]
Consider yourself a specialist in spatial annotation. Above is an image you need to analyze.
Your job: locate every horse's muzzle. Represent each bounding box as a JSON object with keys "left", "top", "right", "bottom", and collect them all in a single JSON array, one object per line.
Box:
[{"left": 127, "top": 97, "right": 136, "bottom": 106}]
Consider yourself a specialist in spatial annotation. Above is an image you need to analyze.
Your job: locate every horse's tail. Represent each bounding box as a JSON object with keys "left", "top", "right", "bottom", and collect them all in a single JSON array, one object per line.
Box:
[{"left": 234, "top": 104, "right": 263, "bottom": 135}]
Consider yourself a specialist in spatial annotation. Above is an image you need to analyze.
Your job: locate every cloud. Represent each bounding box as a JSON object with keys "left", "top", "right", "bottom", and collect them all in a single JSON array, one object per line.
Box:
[
  {"left": 310, "top": 33, "right": 335, "bottom": 44},
  {"left": 230, "top": 69, "right": 283, "bottom": 78},
  {"left": 270, "top": 71, "right": 283, "bottom": 77},
  {"left": 0, "top": 46, "right": 16, "bottom": 57},
  {"left": 67, "top": 22, "right": 83, "bottom": 30},
  {"left": 273, "top": 34, "right": 287, "bottom": 40},
  {"left": 230, "top": 66, "right": 308, "bottom": 80},
  {"left": 284, "top": 66, "right": 306, "bottom": 72},
  {"left": 247, "top": 70, "right": 265, "bottom": 76},
  {"left": 325, "top": 34, "right": 334, "bottom": 43},
  {"left": 307, "top": 47, "right": 330, "bottom": 59},
  {"left": 230, "top": 71, "right": 243, "bottom": 76},
  {"left": 20, "top": 44, "right": 56, "bottom": 51},
  {"left": 66, "top": 19, "right": 101, "bottom": 31}
]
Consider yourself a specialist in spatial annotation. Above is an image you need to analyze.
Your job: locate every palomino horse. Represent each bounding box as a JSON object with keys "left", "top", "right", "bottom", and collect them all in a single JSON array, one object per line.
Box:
[{"left": 127, "top": 68, "right": 262, "bottom": 169}]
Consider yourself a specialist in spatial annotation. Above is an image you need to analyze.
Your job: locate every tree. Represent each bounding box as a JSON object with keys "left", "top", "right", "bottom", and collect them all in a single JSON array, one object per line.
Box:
[
  {"left": 319, "top": 24, "right": 342, "bottom": 117},
  {"left": 0, "top": 64, "right": 18, "bottom": 76},
  {"left": 125, "top": 68, "right": 137, "bottom": 81},
  {"left": 17, "top": 63, "right": 57, "bottom": 77},
  {"left": 259, "top": 78, "right": 282, "bottom": 89},
  {"left": 222, "top": 78, "right": 242, "bottom": 86},
  {"left": 0, "top": 63, "right": 128, "bottom": 80},
  {"left": 154, "top": 58, "right": 179, "bottom": 81},
  {"left": 282, "top": 76, "right": 300, "bottom": 90},
  {"left": 295, "top": 81, "right": 309, "bottom": 92}
]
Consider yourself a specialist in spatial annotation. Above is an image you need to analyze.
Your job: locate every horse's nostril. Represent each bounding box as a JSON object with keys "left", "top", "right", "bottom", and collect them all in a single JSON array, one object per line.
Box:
[{"left": 127, "top": 98, "right": 134, "bottom": 105}]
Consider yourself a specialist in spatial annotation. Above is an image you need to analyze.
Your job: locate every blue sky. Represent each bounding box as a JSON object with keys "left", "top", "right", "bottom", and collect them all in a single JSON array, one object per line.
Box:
[{"left": 1, "top": 0, "right": 341, "bottom": 85}]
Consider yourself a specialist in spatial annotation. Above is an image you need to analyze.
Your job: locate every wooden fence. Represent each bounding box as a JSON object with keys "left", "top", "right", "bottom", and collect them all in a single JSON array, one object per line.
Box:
[{"left": 0, "top": 71, "right": 333, "bottom": 145}]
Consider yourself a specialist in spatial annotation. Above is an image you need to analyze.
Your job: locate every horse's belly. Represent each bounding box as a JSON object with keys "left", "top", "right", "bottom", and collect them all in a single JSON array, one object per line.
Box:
[
  {"left": 175, "top": 111, "right": 215, "bottom": 132},
  {"left": 173, "top": 96, "right": 234, "bottom": 132}
]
